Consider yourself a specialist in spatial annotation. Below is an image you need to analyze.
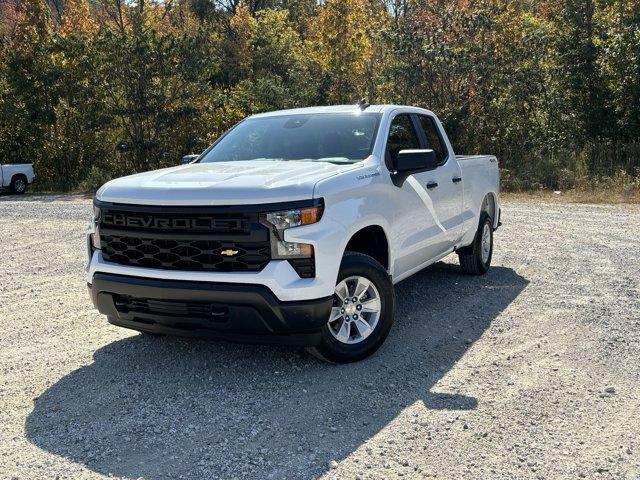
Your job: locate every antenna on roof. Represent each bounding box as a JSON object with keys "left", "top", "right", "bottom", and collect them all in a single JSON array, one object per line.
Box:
[{"left": 357, "top": 98, "right": 370, "bottom": 110}]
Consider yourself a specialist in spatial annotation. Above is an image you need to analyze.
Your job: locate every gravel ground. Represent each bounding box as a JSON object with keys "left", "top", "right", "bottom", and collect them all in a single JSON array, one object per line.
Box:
[{"left": 0, "top": 194, "right": 639, "bottom": 480}]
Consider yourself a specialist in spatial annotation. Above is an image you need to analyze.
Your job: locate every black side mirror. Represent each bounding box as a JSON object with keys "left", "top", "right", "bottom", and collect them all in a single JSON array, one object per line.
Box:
[
  {"left": 181, "top": 154, "right": 199, "bottom": 165},
  {"left": 391, "top": 149, "right": 438, "bottom": 186}
]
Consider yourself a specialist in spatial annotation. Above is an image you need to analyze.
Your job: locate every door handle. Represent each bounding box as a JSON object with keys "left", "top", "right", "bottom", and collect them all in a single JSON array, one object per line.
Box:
[
  {"left": 452, "top": 177, "right": 462, "bottom": 183},
  {"left": 426, "top": 182, "right": 438, "bottom": 189}
]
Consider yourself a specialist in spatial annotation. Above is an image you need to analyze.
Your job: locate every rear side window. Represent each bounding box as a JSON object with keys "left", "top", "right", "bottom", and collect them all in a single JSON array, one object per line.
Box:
[
  {"left": 417, "top": 115, "right": 448, "bottom": 164},
  {"left": 386, "top": 114, "right": 420, "bottom": 169}
]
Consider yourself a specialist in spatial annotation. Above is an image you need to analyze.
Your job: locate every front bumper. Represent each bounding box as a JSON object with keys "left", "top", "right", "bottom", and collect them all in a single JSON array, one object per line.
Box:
[{"left": 89, "top": 273, "right": 333, "bottom": 346}]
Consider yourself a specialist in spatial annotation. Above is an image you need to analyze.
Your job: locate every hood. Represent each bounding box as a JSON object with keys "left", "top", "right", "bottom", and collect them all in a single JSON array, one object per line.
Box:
[{"left": 96, "top": 160, "right": 361, "bottom": 206}]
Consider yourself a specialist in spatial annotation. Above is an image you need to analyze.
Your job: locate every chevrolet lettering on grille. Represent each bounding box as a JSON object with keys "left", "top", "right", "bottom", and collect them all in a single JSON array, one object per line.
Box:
[{"left": 102, "top": 213, "right": 244, "bottom": 232}]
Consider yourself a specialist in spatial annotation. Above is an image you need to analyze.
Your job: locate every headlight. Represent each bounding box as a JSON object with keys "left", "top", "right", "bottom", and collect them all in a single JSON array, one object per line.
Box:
[
  {"left": 90, "top": 229, "right": 101, "bottom": 250},
  {"left": 261, "top": 203, "right": 323, "bottom": 259},
  {"left": 90, "top": 204, "right": 101, "bottom": 250},
  {"left": 263, "top": 206, "right": 323, "bottom": 232}
]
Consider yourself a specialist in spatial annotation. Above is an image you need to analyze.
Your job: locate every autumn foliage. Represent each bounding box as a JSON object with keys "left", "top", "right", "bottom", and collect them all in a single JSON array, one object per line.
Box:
[{"left": 0, "top": 0, "right": 639, "bottom": 192}]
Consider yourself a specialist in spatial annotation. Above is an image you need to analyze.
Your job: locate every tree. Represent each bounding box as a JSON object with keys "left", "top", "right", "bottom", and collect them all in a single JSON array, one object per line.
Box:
[
  {"left": 1, "top": 0, "right": 58, "bottom": 176},
  {"left": 95, "top": 2, "right": 217, "bottom": 173},
  {"left": 306, "top": 0, "right": 389, "bottom": 104},
  {"left": 0, "top": 0, "right": 638, "bottom": 192}
]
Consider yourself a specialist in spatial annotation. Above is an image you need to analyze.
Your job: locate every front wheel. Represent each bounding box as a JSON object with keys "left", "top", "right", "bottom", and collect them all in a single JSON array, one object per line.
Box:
[{"left": 307, "top": 252, "right": 395, "bottom": 363}]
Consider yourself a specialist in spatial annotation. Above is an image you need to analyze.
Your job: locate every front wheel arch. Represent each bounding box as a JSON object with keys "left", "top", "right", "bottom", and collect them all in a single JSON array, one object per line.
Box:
[{"left": 343, "top": 225, "right": 390, "bottom": 272}]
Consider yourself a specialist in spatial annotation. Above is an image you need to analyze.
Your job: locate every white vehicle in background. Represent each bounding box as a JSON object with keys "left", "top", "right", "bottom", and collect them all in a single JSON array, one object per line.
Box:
[
  {"left": 1, "top": 163, "right": 35, "bottom": 194},
  {"left": 87, "top": 103, "right": 500, "bottom": 363}
]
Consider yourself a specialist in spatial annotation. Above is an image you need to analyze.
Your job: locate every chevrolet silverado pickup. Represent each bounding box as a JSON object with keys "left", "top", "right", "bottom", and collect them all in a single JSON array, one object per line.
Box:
[
  {"left": 1, "top": 163, "right": 35, "bottom": 194},
  {"left": 87, "top": 104, "right": 500, "bottom": 363}
]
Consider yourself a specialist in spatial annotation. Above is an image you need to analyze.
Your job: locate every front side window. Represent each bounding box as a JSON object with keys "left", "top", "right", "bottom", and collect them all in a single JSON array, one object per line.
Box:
[
  {"left": 199, "top": 113, "right": 381, "bottom": 164},
  {"left": 417, "top": 115, "right": 448, "bottom": 164},
  {"left": 385, "top": 114, "right": 421, "bottom": 169}
]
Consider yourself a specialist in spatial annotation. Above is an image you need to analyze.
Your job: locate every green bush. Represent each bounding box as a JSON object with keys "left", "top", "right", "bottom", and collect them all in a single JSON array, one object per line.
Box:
[{"left": 77, "top": 166, "right": 114, "bottom": 194}]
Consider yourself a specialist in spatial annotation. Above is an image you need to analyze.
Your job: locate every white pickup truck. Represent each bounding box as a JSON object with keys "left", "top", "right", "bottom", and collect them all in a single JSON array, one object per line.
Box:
[
  {"left": 87, "top": 104, "right": 500, "bottom": 362},
  {"left": 1, "top": 163, "right": 35, "bottom": 194}
]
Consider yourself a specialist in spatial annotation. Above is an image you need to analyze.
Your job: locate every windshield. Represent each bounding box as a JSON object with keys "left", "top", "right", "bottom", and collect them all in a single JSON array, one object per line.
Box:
[{"left": 199, "top": 113, "right": 381, "bottom": 164}]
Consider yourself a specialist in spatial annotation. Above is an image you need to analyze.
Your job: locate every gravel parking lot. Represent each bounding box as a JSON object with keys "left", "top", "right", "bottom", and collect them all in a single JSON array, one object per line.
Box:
[{"left": 1, "top": 194, "right": 639, "bottom": 479}]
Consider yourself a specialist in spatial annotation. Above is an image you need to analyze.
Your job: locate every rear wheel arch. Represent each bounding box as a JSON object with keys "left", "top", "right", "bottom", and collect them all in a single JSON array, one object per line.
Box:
[{"left": 481, "top": 192, "right": 498, "bottom": 227}]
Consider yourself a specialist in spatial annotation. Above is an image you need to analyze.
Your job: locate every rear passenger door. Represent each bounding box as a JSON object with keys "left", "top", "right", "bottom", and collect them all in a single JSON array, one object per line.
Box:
[
  {"left": 414, "top": 114, "right": 464, "bottom": 246},
  {"left": 385, "top": 113, "right": 444, "bottom": 277}
]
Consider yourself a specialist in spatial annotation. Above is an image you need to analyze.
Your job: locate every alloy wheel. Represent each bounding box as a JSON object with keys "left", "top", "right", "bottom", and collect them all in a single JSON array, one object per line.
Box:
[{"left": 328, "top": 275, "right": 381, "bottom": 345}]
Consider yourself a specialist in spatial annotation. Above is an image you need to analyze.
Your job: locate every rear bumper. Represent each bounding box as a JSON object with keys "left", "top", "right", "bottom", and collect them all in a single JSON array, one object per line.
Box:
[{"left": 89, "top": 273, "right": 332, "bottom": 346}]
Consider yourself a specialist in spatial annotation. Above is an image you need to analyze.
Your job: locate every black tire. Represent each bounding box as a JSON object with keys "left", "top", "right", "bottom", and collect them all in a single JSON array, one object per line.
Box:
[
  {"left": 10, "top": 175, "right": 28, "bottom": 194},
  {"left": 457, "top": 211, "right": 493, "bottom": 275},
  {"left": 307, "top": 252, "right": 395, "bottom": 363}
]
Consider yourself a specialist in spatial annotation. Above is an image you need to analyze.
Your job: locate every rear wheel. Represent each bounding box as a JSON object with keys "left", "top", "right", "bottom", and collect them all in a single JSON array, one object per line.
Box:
[
  {"left": 10, "top": 175, "right": 27, "bottom": 194},
  {"left": 307, "top": 252, "right": 395, "bottom": 363},
  {"left": 458, "top": 212, "right": 493, "bottom": 275}
]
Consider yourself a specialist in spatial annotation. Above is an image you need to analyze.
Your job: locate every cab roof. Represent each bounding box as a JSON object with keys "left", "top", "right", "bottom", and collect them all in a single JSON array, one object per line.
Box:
[{"left": 249, "top": 104, "right": 428, "bottom": 118}]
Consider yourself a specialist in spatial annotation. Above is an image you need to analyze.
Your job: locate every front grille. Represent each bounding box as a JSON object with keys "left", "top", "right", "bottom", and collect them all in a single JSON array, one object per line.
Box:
[
  {"left": 102, "top": 235, "right": 271, "bottom": 271},
  {"left": 98, "top": 203, "right": 271, "bottom": 273},
  {"left": 100, "top": 210, "right": 248, "bottom": 234}
]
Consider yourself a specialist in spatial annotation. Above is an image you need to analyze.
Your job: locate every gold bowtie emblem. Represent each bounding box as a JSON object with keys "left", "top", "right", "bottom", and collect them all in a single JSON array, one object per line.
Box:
[{"left": 220, "top": 249, "right": 239, "bottom": 257}]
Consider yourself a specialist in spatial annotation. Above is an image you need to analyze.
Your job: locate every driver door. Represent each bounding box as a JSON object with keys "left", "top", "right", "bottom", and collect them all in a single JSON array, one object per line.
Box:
[{"left": 385, "top": 113, "right": 446, "bottom": 277}]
